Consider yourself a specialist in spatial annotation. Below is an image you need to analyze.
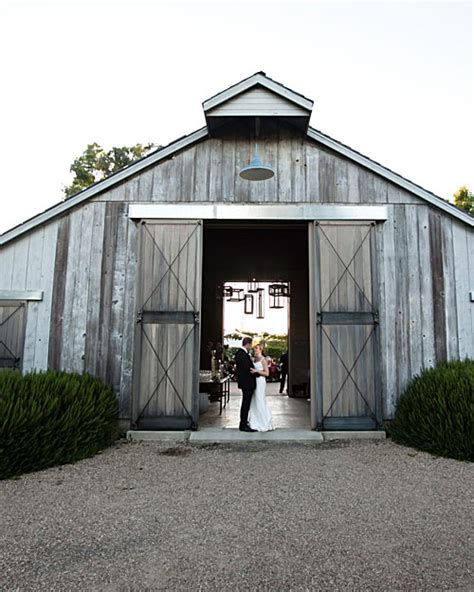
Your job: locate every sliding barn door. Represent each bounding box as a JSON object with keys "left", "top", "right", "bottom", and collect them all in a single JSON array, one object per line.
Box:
[
  {"left": 133, "top": 220, "right": 202, "bottom": 430},
  {"left": 311, "top": 222, "right": 381, "bottom": 430},
  {"left": 0, "top": 301, "right": 26, "bottom": 369}
]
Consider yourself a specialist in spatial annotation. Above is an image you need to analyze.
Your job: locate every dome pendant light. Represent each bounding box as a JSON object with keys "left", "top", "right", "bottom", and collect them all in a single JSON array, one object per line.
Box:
[{"left": 239, "top": 117, "right": 275, "bottom": 181}]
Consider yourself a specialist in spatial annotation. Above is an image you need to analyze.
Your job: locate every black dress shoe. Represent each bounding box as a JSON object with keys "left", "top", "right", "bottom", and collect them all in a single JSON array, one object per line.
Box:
[{"left": 239, "top": 426, "right": 257, "bottom": 432}]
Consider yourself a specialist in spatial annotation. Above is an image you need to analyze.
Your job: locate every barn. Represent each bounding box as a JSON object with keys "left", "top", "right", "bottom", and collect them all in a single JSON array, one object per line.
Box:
[{"left": 0, "top": 72, "right": 472, "bottom": 432}]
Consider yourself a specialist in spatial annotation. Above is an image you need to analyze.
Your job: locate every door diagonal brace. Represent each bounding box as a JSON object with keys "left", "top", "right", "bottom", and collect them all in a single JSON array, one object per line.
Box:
[{"left": 321, "top": 325, "right": 376, "bottom": 418}]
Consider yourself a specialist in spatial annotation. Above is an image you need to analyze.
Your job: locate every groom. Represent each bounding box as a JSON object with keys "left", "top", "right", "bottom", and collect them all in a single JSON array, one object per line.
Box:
[{"left": 235, "top": 337, "right": 257, "bottom": 432}]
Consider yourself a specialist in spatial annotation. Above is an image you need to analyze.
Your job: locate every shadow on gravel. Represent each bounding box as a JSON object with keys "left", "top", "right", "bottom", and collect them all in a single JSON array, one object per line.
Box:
[
  {"left": 156, "top": 440, "right": 354, "bottom": 456},
  {"left": 159, "top": 446, "right": 193, "bottom": 457}
]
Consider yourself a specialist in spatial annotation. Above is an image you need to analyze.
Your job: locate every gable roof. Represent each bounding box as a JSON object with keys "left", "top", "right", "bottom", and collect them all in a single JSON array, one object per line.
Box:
[
  {"left": 1, "top": 75, "right": 472, "bottom": 246},
  {"left": 203, "top": 71, "right": 313, "bottom": 135},
  {"left": 203, "top": 71, "right": 314, "bottom": 113}
]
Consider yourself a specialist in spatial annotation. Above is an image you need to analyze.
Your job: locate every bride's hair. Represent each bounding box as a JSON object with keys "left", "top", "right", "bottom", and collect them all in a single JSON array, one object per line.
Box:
[{"left": 255, "top": 343, "right": 266, "bottom": 356}]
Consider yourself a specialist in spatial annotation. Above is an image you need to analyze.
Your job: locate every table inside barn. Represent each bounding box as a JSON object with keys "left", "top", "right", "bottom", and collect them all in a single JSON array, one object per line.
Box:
[{"left": 199, "top": 372, "right": 230, "bottom": 414}]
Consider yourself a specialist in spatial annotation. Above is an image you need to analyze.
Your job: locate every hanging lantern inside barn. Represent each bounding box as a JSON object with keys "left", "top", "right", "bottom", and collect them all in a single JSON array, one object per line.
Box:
[
  {"left": 269, "top": 294, "right": 284, "bottom": 309},
  {"left": 244, "top": 294, "right": 254, "bottom": 315},
  {"left": 269, "top": 282, "right": 290, "bottom": 298},
  {"left": 256, "top": 289, "right": 265, "bottom": 319},
  {"left": 226, "top": 287, "right": 245, "bottom": 302},
  {"left": 247, "top": 278, "right": 260, "bottom": 293}
]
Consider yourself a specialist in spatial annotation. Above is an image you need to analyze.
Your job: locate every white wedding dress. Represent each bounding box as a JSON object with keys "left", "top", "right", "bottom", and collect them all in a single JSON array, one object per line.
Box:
[{"left": 248, "top": 361, "right": 274, "bottom": 432}]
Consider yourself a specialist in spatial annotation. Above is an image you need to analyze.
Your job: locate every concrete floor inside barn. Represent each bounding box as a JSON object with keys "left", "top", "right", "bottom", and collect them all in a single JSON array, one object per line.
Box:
[{"left": 199, "top": 381, "right": 311, "bottom": 429}]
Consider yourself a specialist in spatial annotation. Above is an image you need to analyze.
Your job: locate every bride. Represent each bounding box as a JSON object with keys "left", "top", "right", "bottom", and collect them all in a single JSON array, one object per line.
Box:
[{"left": 248, "top": 344, "right": 274, "bottom": 432}]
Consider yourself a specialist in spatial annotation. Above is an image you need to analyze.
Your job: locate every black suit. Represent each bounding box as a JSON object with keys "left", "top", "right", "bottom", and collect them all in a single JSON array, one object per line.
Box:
[{"left": 235, "top": 348, "right": 256, "bottom": 428}]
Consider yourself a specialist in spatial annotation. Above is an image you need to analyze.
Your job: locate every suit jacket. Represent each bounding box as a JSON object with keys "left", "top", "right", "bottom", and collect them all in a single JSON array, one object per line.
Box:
[
  {"left": 280, "top": 352, "right": 289, "bottom": 372},
  {"left": 235, "top": 348, "right": 257, "bottom": 391}
]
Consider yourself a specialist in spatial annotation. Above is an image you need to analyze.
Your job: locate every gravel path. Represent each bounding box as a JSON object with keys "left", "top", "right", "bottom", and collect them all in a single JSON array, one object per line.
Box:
[{"left": 1, "top": 439, "right": 472, "bottom": 591}]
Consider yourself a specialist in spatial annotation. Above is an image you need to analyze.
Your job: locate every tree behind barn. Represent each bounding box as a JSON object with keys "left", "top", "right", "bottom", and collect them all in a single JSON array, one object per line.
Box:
[
  {"left": 63, "top": 142, "right": 157, "bottom": 198},
  {"left": 453, "top": 186, "right": 474, "bottom": 216}
]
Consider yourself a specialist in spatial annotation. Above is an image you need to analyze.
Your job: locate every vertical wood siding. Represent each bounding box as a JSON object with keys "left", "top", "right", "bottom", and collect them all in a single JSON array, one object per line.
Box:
[
  {"left": 0, "top": 223, "right": 58, "bottom": 371},
  {"left": 1, "top": 133, "right": 472, "bottom": 422},
  {"left": 93, "top": 135, "right": 424, "bottom": 205},
  {"left": 379, "top": 204, "right": 473, "bottom": 417},
  {"left": 47, "top": 202, "right": 136, "bottom": 417}
]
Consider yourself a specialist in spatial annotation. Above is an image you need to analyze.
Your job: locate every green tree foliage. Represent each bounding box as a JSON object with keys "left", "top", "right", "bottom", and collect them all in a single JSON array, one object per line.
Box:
[
  {"left": 453, "top": 185, "right": 474, "bottom": 216},
  {"left": 224, "top": 329, "right": 287, "bottom": 359},
  {"left": 63, "top": 142, "right": 156, "bottom": 198}
]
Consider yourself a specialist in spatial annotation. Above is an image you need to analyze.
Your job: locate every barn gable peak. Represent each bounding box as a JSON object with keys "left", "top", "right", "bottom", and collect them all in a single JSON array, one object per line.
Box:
[{"left": 203, "top": 72, "right": 314, "bottom": 136}]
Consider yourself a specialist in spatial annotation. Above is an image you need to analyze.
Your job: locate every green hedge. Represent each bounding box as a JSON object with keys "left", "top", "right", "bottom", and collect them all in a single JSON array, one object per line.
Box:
[
  {"left": 391, "top": 359, "right": 474, "bottom": 462},
  {"left": 0, "top": 370, "right": 119, "bottom": 479}
]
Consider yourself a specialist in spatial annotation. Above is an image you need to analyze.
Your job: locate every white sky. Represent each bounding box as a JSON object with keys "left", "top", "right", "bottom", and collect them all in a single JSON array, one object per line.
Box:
[
  {"left": 223, "top": 282, "right": 289, "bottom": 336},
  {"left": 0, "top": 0, "right": 472, "bottom": 235}
]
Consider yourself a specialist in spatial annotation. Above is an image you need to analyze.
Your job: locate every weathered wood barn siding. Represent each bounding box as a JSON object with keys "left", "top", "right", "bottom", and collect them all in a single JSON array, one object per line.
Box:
[
  {"left": 0, "top": 132, "right": 472, "bottom": 421},
  {"left": 0, "top": 223, "right": 58, "bottom": 370},
  {"left": 47, "top": 201, "right": 137, "bottom": 418},
  {"left": 91, "top": 135, "right": 423, "bottom": 205}
]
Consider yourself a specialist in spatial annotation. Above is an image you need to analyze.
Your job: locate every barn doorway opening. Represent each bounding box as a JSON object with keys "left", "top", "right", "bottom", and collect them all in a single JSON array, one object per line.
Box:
[{"left": 199, "top": 221, "right": 310, "bottom": 429}]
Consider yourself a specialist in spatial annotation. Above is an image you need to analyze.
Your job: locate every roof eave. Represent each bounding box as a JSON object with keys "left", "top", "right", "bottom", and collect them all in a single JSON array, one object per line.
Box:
[{"left": 0, "top": 127, "right": 209, "bottom": 246}]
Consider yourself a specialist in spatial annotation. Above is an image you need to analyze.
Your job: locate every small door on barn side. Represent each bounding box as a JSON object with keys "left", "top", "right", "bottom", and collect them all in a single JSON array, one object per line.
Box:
[
  {"left": 310, "top": 222, "right": 381, "bottom": 430},
  {"left": 133, "top": 220, "right": 202, "bottom": 430},
  {"left": 0, "top": 301, "right": 26, "bottom": 370}
]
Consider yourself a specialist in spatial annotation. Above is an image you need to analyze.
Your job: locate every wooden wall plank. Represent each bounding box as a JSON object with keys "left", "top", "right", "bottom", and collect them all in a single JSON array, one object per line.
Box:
[
  {"left": 334, "top": 158, "right": 349, "bottom": 203},
  {"left": 107, "top": 204, "right": 129, "bottom": 413},
  {"left": 22, "top": 228, "right": 45, "bottom": 370},
  {"left": 290, "top": 137, "right": 307, "bottom": 203},
  {"left": 181, "top": 145, "right": 196, "bottom": 201},
  {"left": 208, "top": 139, "right": 223, "bottom": 202},
  {"left": 0, "top": 243, "right": 15, "bottom": 290},
  {"left": 11, "top": 234, "right": 30, "bottom": 290},
  {"left": 305, "top": 142, "right": 320, "bottom": 202},
  {"left": 48, "top": 216, "right": 70, "bottom": 369},
  {"left": 234, "top": 138, "right": 251, "bottom": 202},
  {"left": 72, "top": 204, "right": 95, "bottom": 373},
  {"left": 97, "top": 202, "right": 121, "bottom": 379},
  {"left": 406, "top": 205, "right": 423, "bottom": 377},
  {"left": 85, "top": 202, "right": 106, "bottom": 375},
  {"left": 119, "top": 216, "right": 138, "bottom": 418},
  {"left": 277, "top": 131, "right": 292, "bottom": 202},
  {"left": 452, "top": 223, "right": 473, "bottom": 359},
  {"left": 416, "top": 206, "right": 436, "bottom": 369},
  {"left": 358, "top": 168, "right": 375, "bottom": 204},
  {"left": 441, "top": 216, "right": 459, "bottom": 360},
  {"left": 193, "top": 141, "right": 210, "bottom": 201},
  {"left": 319, "top": 150, "right": 335, "bottom": 203},
  {"left": 393, "top": 205, "right": 411, "bottom": 400},
  {"left": 263, "top": 134, "right": 278, "bottom": 203},
  {"left": 429, "top": 210, "right": 447, "bottom": 363},
  {"left": 220, "top": 139, "right": 235, "bottom": 202},
  {"left": 137, "top": 169, "right": 154, "bottom": 202},
  {"left": 33, "top": 221, "right": 58, "bottom": 369}
]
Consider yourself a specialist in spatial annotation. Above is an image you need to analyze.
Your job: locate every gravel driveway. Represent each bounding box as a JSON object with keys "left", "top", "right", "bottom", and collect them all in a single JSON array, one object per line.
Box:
[{"left": 1, "top": 439, "right": 472, "bottom": 591}]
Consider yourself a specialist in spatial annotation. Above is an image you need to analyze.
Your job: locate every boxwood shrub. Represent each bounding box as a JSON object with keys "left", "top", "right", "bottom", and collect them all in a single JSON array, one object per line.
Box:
[
  {"left": 391, "top": 359, "right": 474, "bottom": 461},
  {"left": 0, "top": 370, "right": 119, "bottom": 479}
]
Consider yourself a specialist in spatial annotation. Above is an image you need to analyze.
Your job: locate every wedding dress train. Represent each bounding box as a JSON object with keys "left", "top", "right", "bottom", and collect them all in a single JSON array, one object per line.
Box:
[{"left": 248, "top": 361, "right": 274, "bottom": 431}]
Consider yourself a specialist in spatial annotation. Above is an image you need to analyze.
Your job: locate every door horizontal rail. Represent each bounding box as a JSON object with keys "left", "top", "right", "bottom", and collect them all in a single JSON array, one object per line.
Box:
[
  {"left": 318, "top": 312, "right": 377, "bottom": 325},
  {"left": 323, "top": 417, "right": 377, "bottom": 431},
  {"left": 139, "top": 311, "right": 198, "bottom": 324}
]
